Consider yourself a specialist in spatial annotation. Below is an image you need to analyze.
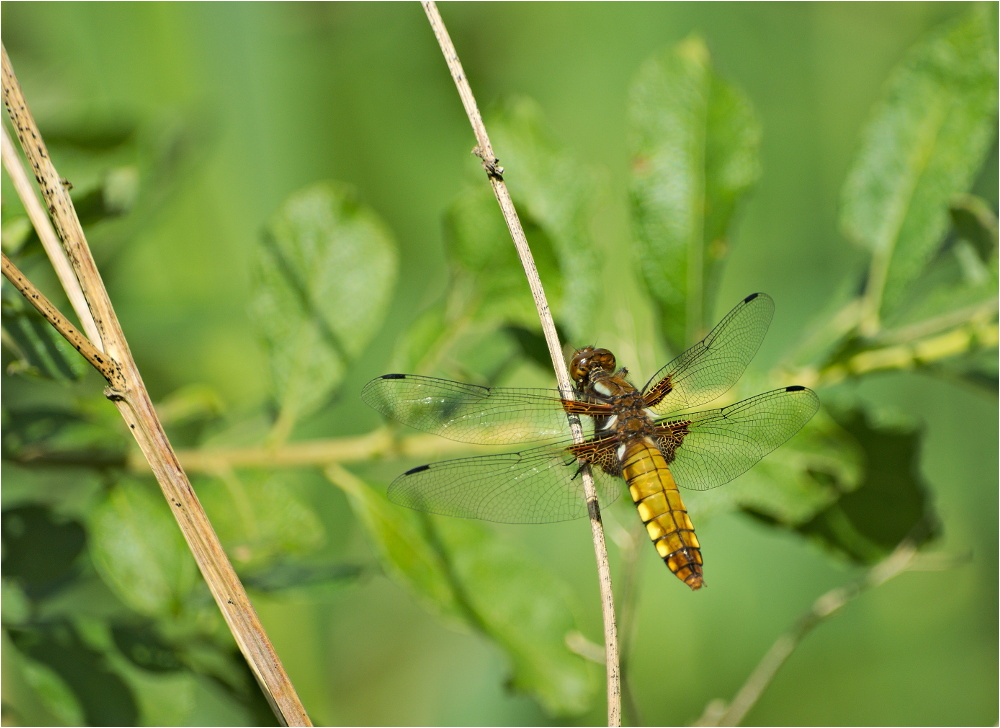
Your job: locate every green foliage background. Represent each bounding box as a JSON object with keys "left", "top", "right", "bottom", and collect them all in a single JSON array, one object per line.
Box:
[{"left": 2, "top": 3, "right": 996, "bottom": 726}]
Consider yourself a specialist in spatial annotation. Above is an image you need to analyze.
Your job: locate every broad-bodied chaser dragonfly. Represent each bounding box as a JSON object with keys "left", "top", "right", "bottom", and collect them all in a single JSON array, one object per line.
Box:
[{"left": 362, "top": 293, "right": 819, "bottom": 589}]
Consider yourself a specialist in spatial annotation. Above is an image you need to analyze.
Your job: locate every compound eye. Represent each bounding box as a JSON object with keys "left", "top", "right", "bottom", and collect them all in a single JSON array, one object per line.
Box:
[
  {"left": 592, "top": 349, "right": 616, "bottom": 372},
  {"left": 569, "top": 347, "right": 595, "bottom": 385}
]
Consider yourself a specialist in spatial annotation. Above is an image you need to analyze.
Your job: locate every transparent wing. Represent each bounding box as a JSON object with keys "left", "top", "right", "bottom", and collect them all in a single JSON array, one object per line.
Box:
[
  {"left": 644, "top": 292, "right": 775, "bottom": 415},
  {"left": 387, "top": 443, "right": 623, "bottom": 524},
  {"left": 362, "top": 374, "right": 597, "bottom": 445},
  {"left": 654, "top": 386, "right": 820, "bottom": 491}
]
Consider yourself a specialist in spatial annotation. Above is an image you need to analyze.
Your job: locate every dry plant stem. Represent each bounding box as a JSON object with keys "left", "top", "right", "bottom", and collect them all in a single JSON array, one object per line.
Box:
[
  {"left": 1, "top": 253, "right": 125, "bottom": 387},
  {"left": 1, "top": 124, "right": 101, "bottom": 345},
  {"left": 2, "top": 45, "right": 311, "bottom": 727},
  {"left": 420, "top": 3, "right": 622, "bottom": 724},
  {"left": 695, "top": 541, "right": 919, "bottom": 727}
]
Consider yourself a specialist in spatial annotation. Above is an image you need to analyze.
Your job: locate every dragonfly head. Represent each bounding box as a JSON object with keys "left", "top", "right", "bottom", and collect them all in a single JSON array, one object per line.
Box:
[{"left": 569, "top": 347, "right": 617, "bottom": 387}]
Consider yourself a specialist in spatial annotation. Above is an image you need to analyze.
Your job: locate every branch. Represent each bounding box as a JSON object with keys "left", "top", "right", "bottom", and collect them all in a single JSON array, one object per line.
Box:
[
  {"left": 1, "top": 253, "right": 124, "bottom": 388},
  {"left": 813, "top": 317, "right": 998, "bottom": 388},
  {"left": 2, "top": 44, "right": 311, "bottom": 726},
  {"left": 1, "top": 124, "right": 101, "bottom": 344},
  {"left": 420, "top": 3, "right": 621, "bottom": 723}
]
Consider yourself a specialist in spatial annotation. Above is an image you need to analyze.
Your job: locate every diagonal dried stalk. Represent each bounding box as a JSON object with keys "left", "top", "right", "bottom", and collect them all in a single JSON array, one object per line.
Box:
[
  {"left": 2, "top": 44, "right": 311, "bottom": 727},
  {"left": 419, "top": 4, "right": 622, "bottom": 724}
]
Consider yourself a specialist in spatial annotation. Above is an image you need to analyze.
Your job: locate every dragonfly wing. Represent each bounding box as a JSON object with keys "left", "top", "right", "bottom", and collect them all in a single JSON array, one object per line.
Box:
[
  {"left": 644, "top": 292, "right": 775, "bottom": 415},
  {"left": 388, "top": 442, "right": 623, "bottom": 524},
  {"left": 362, "top": 374, "right": 594, "bottom": 445},
  {"left": 655, "top": 386, "right": 820, "bottom": 491}
]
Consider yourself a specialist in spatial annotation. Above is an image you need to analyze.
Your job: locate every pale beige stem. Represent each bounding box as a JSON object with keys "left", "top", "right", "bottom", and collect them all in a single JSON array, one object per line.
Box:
[
  {"left": 1, "top": 124, "right": 101, "bottom": 345},
  {"left": 419, "top": 4, "right": 621, "bottom": 724},
  {"left": 2, "top": 44, "right": 310, "bottom": 726},
  {"left": 1, "top": 253, "right": 124, "bottom": 387}
]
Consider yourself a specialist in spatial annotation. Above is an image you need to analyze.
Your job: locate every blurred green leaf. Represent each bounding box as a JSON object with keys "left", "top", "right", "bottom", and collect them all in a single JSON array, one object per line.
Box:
[
  {"left": 240, "top": 559, "right": 365, "bottom": 597},
  {"left": 2, "top": 505, "right": 86, "bottom": 601},
  {"left": 435, "top": 98, "right": 602, "bottom": 367},
  {"left": 873, "top": 196, "right": 997, "bottom": 339},
  {"left": 8, "top": 621, "right": 139, "bottom": 726},
  {"left": 503, "top": 322, "right": 570, "bottom": 373},
  {"left": 2, "top": 290, "right": 90, "bottom": 382},
  {"left": 111, "top": 623, "right": 187, "bottom": 673},
  {"left": 444, "top": 185, "right": 545, "bottom": 330},
  {"left": 88, "top": 479, "right": 199, "bottom": 618},
  {"left": 1, "top": 213, "right": 34, "bottom": 255},
  {"left": 841, "top": 7, "right": 998, "bottom": 324},
  {"left": 2, "top": 400, "right": 127, "bottom": 469},
  {"left": 197, "top": 474, "right": 325, "bottom": 569},
  {"left": 792, "top": 409, "right": 939, "bottom": 563},
  {"left": 10, "top": 647, "right": 86, "bottom": 726},
  {"left": 489, "top": 98, "right": 602, "bottom": 342},
  {"left": 72, "top": 165, "right": 141, "bottom": 227},
  {"left": 252, "top": 181, "right": 398, "bottom": 425},
  {"left": 706, "top": 408, "right": 863, "bottom": 528},
  {"left": 385, "top": 299, "right": 452, "bottom": 374},
  {"left": 334, "top": 468, "right": 596, "bottom": 716},
  {"left": 731, "top": 401, "right": 939, "bottom": 563},
  {"left": 628, "top": 35, "right": 762, "bottom": 352},
  {"left": 878, "top": 236, "right": 997, "bottom": 334},
  {"left": 950, "top": 194, "right": 999, "bottom": 262},
  {"left": 925, "top": 346, "right": 999, "bottom": 395}
]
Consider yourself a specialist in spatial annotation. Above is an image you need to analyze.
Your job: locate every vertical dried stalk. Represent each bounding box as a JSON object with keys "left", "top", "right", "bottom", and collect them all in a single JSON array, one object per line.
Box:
[
  {"left": 2, "top": 44, "right": 311, "bottom": 727},
  {"left": 419, "top": 4, "right": 622, "bottom": 724}
]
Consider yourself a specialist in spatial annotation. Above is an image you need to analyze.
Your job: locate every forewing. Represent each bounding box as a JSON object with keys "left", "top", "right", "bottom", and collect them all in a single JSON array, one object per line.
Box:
[
  {"left": 362, "top": 374, "right": 595, "bottom": 445},
  {"left": 644, "top": 292, "right": 775, "bottom": 415},
  {"left": 387, "top": 443, "right": 623, "bottom": 524},
  {"left": 657, "top": 386, "right": 820, "bottom": 491}
]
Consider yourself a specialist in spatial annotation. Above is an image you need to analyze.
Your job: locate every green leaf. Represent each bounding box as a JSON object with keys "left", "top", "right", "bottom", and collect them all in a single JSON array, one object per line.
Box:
[
  {"left": 1, "top": 290, "right": 90, "bottom": 382},
  {"left": 72, "top": 165, "right": 141, "bottom": 227},
  {"left": 9, "top": 622, "right": 139, "bottom": 726},
  {"left": 1, "top": 213, "right": 34, "bottom": 255},
  {"left": 489, "top": 98, "right": 602, "bottom": 342},
  {"left": 252, "top": 181, "right": 398, "bottom": 425},
  {"left": 333, "top": 467, "right": 596, "bottom": 716},
  {"left": 111, "top": 623, "right": 187, "bottom": 673},
  {"left": 791, "top": 409, "right": 939, "bottom": 563},
  {"left": 2, "top": 400, "right": 127, "bottom": 469},
  {"left": 878, "top": 237, "right": 997, "bottom": 333},
  {"left": 1, "top": 505, "right": 87, "bottom": 600},
  {"left": 240, "top": 559, "right": 365, "bottom": 596},
  {"left": 698, "top": 407, "right": 863, "bottom": 527},
  {"left": 10, "top": 644, "right": 86, "bottom": 726},
  {"left": 950, "top": 194, "right": 999, "bottom": 262},
  {"left": 628, "top": 36, "right": 762, "bottom": 352},
  {"left": 88, "top": 479, "right": 199, "bottom": 618},
  {"left": 197, "top": 474, "right": 324, "bottom": 569},
  {"left": 444, "top": 185, "right": 544, "bottom": 330},
  {"left": 841, "top": 8, "right": 998, "bottom": 325},
  {"left": 874, "top": 198, "right": 997, "bottom": 337},
  {"left": 438, "top": 98, "right": 602, "bottom": 351}
]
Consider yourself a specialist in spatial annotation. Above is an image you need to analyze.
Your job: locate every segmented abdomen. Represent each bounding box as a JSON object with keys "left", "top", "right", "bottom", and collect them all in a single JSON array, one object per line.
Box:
[{"left": 621, "top": 438, "right": 704, "bottom": 590}]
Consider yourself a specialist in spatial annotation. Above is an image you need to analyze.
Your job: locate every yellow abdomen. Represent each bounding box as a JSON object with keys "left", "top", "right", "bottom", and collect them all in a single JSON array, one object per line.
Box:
[{"left": 621, "top": 438, "right": 704, "bottom": 590}]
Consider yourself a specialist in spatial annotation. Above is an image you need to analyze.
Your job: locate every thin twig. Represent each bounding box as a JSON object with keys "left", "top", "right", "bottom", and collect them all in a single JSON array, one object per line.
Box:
[
  {"left": 2, "top": 44, "right": 311, "bottom": 726},
  {"left": 694, "top": 541, "right": 921, "bottom": 727},
  {"left": 1, "top": 124, "right": 101, "bottom": 345},
  {"left": 2, "top": 253, "right": 124, "bottom": 388},
  {"left": 420, "top": 3, "right": 621, "bottom": 724}
]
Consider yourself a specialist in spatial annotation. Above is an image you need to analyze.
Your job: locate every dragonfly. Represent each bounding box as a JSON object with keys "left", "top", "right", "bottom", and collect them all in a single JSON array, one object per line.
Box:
[{"left": 362, "top": 293, "right": 819, "bottom": 590}]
